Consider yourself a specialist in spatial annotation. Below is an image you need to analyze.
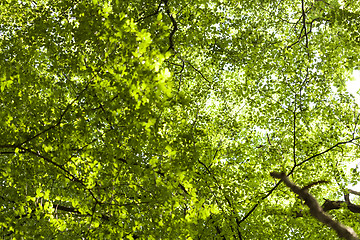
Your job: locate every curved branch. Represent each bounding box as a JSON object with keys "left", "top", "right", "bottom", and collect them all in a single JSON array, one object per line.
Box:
[
  {"left": 271, "top": 172, "right": 359, "bottom": 240},
  {"left": 163, "top": 0, "right": 178, "bottom": 52}
]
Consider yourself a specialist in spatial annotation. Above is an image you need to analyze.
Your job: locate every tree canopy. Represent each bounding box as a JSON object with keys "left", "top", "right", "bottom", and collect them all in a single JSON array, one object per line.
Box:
[{"left": 1, "top": 0, "right": 360, "bottom": 239}]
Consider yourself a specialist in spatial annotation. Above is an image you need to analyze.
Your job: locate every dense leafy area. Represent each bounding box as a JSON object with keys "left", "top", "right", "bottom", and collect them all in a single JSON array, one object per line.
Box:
[{"left": 1, "top": 0, "right": 360, "bottom": 239}]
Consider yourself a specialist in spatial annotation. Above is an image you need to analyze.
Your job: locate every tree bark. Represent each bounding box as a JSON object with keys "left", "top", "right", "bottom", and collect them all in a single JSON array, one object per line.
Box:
[{"left": 271, "top": 172, "right": 359, "bottom": 240}]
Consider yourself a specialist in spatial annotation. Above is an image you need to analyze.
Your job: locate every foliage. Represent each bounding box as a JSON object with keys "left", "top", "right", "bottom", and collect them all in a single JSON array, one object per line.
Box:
[{"left": 1, "top": 0, "right": 360, "bottom": 239}]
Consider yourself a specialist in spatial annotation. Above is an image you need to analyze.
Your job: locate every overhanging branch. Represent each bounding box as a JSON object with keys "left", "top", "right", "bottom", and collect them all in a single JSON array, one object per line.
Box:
[{"left": 271, "top": 172, "right": 359, "bottom": 240}]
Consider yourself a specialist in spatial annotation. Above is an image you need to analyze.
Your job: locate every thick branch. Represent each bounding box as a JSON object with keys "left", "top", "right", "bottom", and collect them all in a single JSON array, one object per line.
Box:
[
  {"left": 322, "top": 199, "right": 360, "bottom": 214},
  {"left": 349, "top": 189, "right": 360, "bottom": 196},
  {"left": 240, "top": 137, "right": 360, "bottom": 224},
  {"left": 271, "top": 172, "right": 359, "bottom": 240}
]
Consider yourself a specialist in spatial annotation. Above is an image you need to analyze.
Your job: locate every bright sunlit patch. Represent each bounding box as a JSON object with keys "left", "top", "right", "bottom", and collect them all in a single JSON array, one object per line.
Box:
[
  {"left": 347, "top": 70, "right": 360, "bottom": 105},
  {"left": 347, "top": 70, "right": 360, "bottom": 192}
]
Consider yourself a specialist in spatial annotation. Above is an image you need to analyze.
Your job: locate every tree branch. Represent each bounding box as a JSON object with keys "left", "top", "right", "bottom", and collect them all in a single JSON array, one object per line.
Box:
[
  {"left": 271, "top": 172, "right": 359, "bottom": 240},
  {"left": 296, "top": 136, "right": 360, "bottom": 167},
  {"left": 163, "top": 0, "right": 178, "bottom": 52}
]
